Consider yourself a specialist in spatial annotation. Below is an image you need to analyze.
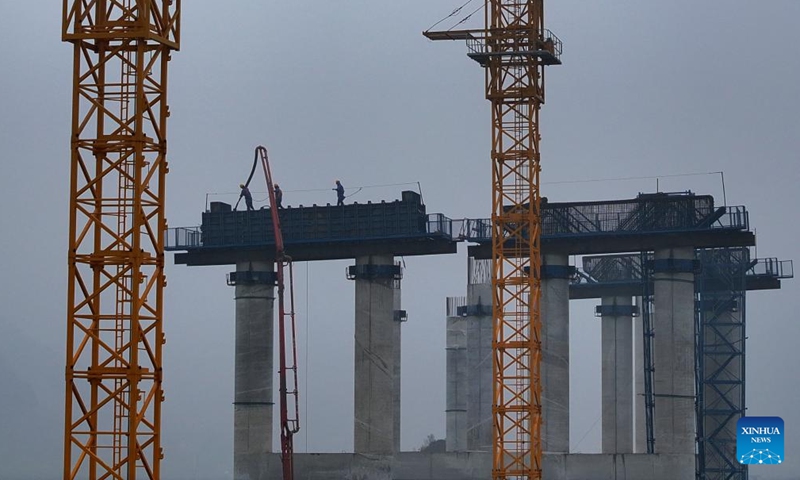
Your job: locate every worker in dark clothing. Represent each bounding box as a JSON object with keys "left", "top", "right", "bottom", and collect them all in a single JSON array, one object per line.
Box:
[
  {"left": 274, "top": 184, "right": 283, "bottom": 209},
  {"left": 239, "top": 183, "right": 254, "bottom": 211},
  {"left": 334, "top": 180, "right": 345, "bottom": 206}
]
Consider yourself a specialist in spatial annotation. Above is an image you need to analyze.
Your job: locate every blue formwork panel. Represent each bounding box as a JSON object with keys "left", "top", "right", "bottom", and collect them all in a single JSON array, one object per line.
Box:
[{"left": 201, "top": 191, "right": 428, "bottom": 247}]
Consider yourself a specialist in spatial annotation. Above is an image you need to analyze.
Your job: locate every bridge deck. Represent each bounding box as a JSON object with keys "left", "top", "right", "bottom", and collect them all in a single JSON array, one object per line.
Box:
[{"left": 167, "top": 191, "right": 755, "bottom": 265}]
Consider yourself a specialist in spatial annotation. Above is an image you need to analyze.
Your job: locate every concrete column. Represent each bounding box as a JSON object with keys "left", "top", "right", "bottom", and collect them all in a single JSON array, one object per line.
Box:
[
  {"left": 393, "top": 278, "right": 402, "bottom": 453},
  {"left": 634, "top": 296, "right": 646, "bottom": 453},
  {"left": 233, "top": 261, "right": 275, "bottom": 480},
  {"left": 352, "top": 254, "right": 396, "bottom": 454},
  {"left": 446, "top": 313, "right": 467, "bottom": 452},
  {"left": 600, "top": 296, "right": 634, "bottom": 454},
  {"left": 541, "top": 254, "right": 570, "bottom": 453},
  {"left": 465, "top": 283, "right": 493, "bottom": 451},
  {"left": 653, "top": 247, "right": 696, "bottom": 454}
]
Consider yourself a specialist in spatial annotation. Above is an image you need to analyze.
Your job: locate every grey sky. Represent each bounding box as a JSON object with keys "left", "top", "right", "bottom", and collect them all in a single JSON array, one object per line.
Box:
[{"left": 1, "top": 1, "right": 798, "bottom": 479}]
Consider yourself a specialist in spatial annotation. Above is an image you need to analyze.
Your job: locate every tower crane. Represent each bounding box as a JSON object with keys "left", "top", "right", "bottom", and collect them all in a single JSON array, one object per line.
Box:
[
  {"left": 62, "top": 1, "right": 556, "bottom": 479},
  {"left": 253, "top": 146, "right": 301, "bottom": 480},
  {"left": 61, "top": 1, "right": 303, "bottom": 477},
  {"left": 425, "top": 2, "right": 561, "bottom": 479},
  {"left": 62, "top": 1, "right": 179, "bottom": 479}
]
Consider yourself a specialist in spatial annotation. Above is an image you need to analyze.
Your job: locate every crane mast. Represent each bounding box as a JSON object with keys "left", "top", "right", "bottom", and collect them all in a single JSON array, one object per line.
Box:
[
  {"left": 488, "top": 4, "right": 547, "bottom": 478},
  {"left": 425, "top": 2, "right": 560, "bottom": 478},
  {"left": 254, "top": 146, "right": 300, "bottom": 480},
  {"left": 61, "top": 1, "right": 179, "bottom": 479}
]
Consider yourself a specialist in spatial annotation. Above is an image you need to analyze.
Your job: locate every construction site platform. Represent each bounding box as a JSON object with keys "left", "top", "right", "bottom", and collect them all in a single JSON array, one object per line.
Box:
[
  {"left": 463, "top": 192, "right": 755, "bottom": 258},
  {"left": 167, "top": 191, "right": 756, "bottom": 265},
  {"left": 168, "top": 191, "right": 456, "bottom": 265},
  {"left": 570, "top": 253, "right": 792, "bottom": 299}
]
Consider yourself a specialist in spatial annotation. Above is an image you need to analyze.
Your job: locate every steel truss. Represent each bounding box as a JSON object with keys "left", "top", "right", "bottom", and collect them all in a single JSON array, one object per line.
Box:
[
  {"left": 639, "top": 255, "right": 657, "bottom": 454},
  {"left": 639, "top": 248, "right": 748, "bottom": 478},
  {"left": 695, "top": 248, "right": 748, "bottom": 480},
  {"left": 62, "top": 1, "right": 179, "bottom": 479},
  {"left": 486, "top": 3, "right": 550, "bottom": 479}
]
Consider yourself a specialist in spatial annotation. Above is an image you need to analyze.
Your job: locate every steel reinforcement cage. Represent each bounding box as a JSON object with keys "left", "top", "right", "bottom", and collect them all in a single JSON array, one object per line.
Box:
[
  {"left": 453, "top": 192, "right": 748, "bottom": 243},
  {"left": 541, "top": 193, "right": 746, "bottom": 236}
]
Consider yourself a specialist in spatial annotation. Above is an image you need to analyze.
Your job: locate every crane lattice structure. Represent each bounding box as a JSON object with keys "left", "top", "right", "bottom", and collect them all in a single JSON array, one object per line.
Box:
[
  {"left": 62, "top": 1, "right": 179, "bottom": 478},
  {"left": 425, "top": 1, "right": 560, "bottom": 478}
]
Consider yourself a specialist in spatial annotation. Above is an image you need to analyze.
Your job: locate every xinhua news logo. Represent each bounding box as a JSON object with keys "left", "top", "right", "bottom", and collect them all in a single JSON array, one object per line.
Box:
[{"left": 737, "top": 416, "right": 784, "bottom": 465}]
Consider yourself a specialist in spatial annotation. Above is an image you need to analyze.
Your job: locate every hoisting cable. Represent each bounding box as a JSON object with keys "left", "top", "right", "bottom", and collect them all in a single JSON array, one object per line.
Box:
[
  {"left": 222, "top": 181, "right": 420, "bottom": 197},
  {"left": 573, "top": 414, "right": 602, "bottom": 453},
  {"left": 450, "top": 3, "right": 484, "bottom": 29},
  {"left": 227, "top": 180, "right": 423, "bottom": 208},
  {"left": 426, "top": 0, "right": 478, "bottom": 32},
  {"left": 543, "top": 171, "right": 723, "bottom": 186},
  {"left": 344, "top": 187, "right": 363, "bottom": 200}
]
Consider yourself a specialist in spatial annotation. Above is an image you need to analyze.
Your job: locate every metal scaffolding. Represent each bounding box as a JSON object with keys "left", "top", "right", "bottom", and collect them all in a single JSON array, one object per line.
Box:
[
  {"left": 578, "top": 250, "right": 792, "bottom": 479},
  {"left": 695, "top": 248, "right": 748, "bottom": 480}
]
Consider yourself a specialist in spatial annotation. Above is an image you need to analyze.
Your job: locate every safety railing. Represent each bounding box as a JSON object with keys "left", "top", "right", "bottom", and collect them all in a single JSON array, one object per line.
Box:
[
  {"left": 710, "top": 206, "right": 749, "bottom": 230},
  {"left": 575, "top": 251, "right": 792, "bottom": 287},
  {"left": 449, "top": 198, "right": 749, "bottom": 243},
  {"left": 748, "top": 258, "right": 794, "bottom": 279},
  {"left": 465, "top": 28, "right": 563, "bottom": 62},
  {"left": 166, "top": 226, "right": 201, "bottom": 250},
  {"left": 451, "top": 218, "right": 492, "bottom": 242},
  {"left": 426, "top": 213, "right": 453, "bottom": 238},
  {"left": 165, "top": 196, "right": 751, "bottom": 251},
  {"left": 165, "top": 212, "right": 457, "bottom": 251}
]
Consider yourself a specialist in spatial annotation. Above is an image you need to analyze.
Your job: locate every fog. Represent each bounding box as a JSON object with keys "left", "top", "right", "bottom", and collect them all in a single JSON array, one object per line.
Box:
[{"left": 1, "top": 1, "right": 798, "bottom": 478}]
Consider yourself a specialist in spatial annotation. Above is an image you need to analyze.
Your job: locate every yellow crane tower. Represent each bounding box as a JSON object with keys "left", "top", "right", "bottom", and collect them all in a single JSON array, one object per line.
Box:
[
  {"left": 60, "top": 1, "right": 556, "bottom": 479},
  {"left": 425, "top": 2, "right": 561, "bottom": 479},
  {"left": 61, "top": 2, "right": 179, "bottom": 479}
]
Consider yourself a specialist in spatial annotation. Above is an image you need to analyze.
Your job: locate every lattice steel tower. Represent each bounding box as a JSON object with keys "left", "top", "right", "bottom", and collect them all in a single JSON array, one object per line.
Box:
[
  {"left": 62, "top": 2, "right": 179, "bottom": 478},
  {"left": 425, "top": 2, "right": 561, "bottom": 478}
]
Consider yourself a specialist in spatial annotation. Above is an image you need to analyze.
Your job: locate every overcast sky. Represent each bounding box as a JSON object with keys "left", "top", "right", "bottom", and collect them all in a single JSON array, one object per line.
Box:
[{"left": 1, "top": 1, "right": 798, "bottom": 479}]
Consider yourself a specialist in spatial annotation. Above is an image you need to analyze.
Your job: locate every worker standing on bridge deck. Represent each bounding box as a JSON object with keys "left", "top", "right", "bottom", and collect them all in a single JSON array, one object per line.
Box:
[
  {"left": 239, "top": 183, "right": 254, "bottom": 211},
  {"left": 274, "top": 184, "right": 283, "bottom": 209},
  {"left": 334, "top": 180, "right": 345, "bottom": 206}
]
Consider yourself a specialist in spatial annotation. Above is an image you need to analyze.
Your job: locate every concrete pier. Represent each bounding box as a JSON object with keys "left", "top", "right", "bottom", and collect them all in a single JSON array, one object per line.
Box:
[
  {"left": 352, "top": 254, "right": 398, "bottom": 454},
  {"left": 653, "top": 247, "right": 696, "bottom": 454},
  {"left": 541, "top": 254, "right": 571, "bottom": 453},
  {"left": 168, "top": 191, "right": 773, "bottom": 479},
  {"left": 465, "top": 283, "right": 493, "bottom": 452},
  {"left": 232, "top": 261, "right": 275, "bottom": 480},
  {"left": 445, "top": 313, "right": 467, "bottom": 452},
  {"left": 599, "top": 296, "right": 634, "bottom": 454}
]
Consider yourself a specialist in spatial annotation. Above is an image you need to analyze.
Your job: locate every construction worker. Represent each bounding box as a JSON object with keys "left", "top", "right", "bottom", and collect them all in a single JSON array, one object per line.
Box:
[
  {"left": 274, "top": 184, "right": 283, "bottom": 209},
  {"left": 239, "top": 183, "right": 254, "bottom": 211},
  {"left": 334, "top": 180, "right": 345, "bottom": 206}
]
